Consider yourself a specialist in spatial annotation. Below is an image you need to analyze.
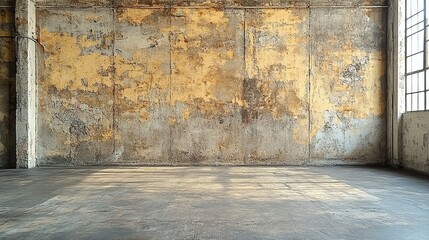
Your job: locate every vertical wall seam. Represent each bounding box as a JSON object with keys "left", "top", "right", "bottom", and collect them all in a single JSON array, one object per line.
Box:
[
  {"left": 308, "top": 2, "right": 312, "bottom": 162},
  {"left": 168, "top": 0, "right": 173, "bottom": 162},
  {"left": 67, "top": 25, "right": 72, "bottom": 162},
  {"left": 243, "top": 8, "right": 246, "bottom": 163},
  {"left": 35, "top": 22, "right": 39, "bottom": 167},
  {"left": 112, "top": 7, "right": 117, "bottom": 160}
]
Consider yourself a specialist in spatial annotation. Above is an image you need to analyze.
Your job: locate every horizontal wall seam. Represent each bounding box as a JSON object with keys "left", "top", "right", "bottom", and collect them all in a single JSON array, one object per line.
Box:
[{"left": 35, "top": 5, "right": 389, "bottom": 10}]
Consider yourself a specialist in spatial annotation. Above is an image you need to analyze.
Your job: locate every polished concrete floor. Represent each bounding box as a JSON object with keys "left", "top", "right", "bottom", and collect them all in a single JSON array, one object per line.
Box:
[{"left": 0, "top": 166, "right": 428, "bottom": 240}]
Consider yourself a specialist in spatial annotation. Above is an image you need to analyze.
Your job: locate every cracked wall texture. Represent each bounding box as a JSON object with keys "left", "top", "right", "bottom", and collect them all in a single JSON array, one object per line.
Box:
[
  {"left": 36, "top": 0, "right": 388, "bottom": 166},
  {"left": 0, "top": 4, "right": 15, "bottom": 168}
]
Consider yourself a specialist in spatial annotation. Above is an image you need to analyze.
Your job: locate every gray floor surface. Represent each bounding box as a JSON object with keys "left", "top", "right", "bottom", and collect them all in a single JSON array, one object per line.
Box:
[{"left": 0, "top": 166, "right": 428, "bottom": 240}]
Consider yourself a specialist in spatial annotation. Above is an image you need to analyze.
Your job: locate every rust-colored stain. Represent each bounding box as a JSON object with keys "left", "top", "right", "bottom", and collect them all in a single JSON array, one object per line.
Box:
[{"left": 35, "top": 4, "right": 387, "bottom": 166}]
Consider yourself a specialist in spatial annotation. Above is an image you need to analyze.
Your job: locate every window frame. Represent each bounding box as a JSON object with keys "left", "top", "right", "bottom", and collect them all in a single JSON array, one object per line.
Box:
[{"left": 405, "top": 0, "right": 429, "bottom": 112}]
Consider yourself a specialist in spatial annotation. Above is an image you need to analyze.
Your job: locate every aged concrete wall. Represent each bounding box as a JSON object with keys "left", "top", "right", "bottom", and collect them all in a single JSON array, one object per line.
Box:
[
  {"left": 0, "top": 2, "right": 16, "bottom": 168},
  {"left": 35, "top": 0, "right": 388, "bottom": 166},
  {"left": 37, "top": 8, "right": 114, "bottom": 165},
  {"left": 310, "top": 8, "right": 387, "bottom": 163},
  {"left": 402, "top": 112, "right": 429, "bottom": 174}
]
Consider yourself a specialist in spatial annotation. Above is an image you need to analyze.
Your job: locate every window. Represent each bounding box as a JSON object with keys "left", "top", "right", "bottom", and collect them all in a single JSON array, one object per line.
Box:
[{"left": 406, "top": 0, "right": 429, "bottom": 111}]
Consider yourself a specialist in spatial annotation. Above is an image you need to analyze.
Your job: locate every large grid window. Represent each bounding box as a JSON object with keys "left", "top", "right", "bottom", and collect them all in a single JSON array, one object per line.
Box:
[{"left": 406, "top": 0, "right": 429, "bottom": 111}]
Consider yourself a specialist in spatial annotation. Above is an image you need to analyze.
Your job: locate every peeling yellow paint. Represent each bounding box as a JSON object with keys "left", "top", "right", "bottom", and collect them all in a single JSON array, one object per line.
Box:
[
  {"left": 139, "top": 111, "right": 151, "bottom": 122},
  {"left": 311, "top": 41, "right": 386, "bottom": 139},
  {"left": 168, "top": 116, "right": 177, "bottom": 126},
  {"left": 117, "top": 8, "right": 153, "bottom": 25},
  {"left": 246, "top": 9, "right": 309, "bottom": 145},
  {"left": 251, "top": 9, "right": 307, "bottom": 35},
  {"left": 39, "top": 28, "right": 112, "bottom": 92},
  {"left": 248, "top": 9, "right": 309, "bottom": 113},
  {"left": 113, "top": 8, "right": 171, "bottom": 135},
  {"left": 115, "top": 46, "right": 169, "bottom": 119},
  {"left": 84, "top": 14, "right": 102, "bottom": 22},
  {"left": 35, "top": 7, "right": 386, "bottom": 164},
  {"left": 102, "top": 130, "right": 114, "bottom": 140},
  {"left": 182, "top": 108, "right": 191, "bottom": 120},
  {"left": 174, "top": 9, "right": 229, "bottom": 39},
  {"left": 37, "top": 13, "right": 114, "bottom": 159},
  {"left": 245, "top": 29, "right": 256, "bottom": 79},
  {"left": 79, "top": 35, "right": 112, "bottom": 49},
  {"left": 171, "top": 9, "right": 243, "bottom": 114},
  {"left": 121, "top": 88, "right": 139, "bottom": 103}
]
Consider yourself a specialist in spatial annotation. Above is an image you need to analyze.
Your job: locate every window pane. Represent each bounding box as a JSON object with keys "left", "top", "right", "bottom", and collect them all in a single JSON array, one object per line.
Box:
[
  {"left": 407, "top": 13, "right": 425, "bottom": 34},
  {"left": 407, "top": 75, "right": 412, "bottom": 93},
  {"left": 407, "top": 52, "right": 424, "bottom": 73},
  {"left": 418, "top": 72, "right": 425, "bottom": 91},
  {"left": 407, "top": 21, "right": 424, "bottom": 36},
  {"left": 407, "top": 0, "right": 424, "bottom": 18},
  {"left": 407, "top": 0, "right": 411, "bottom": 17},
  {"left": 407, "top": 94, "right": 413, "bottom": 111},
  {"left": 407, "top": 72, "right": 424, "bottom": 93},
  {"left": 407, "top": 31, "right": 424, "bottom": 55},
  {"left": 406, "top": 0, "right": 427, "bottom": 112},
  {"left": 418, "top": 92, "right": 425, "bottom": 110},
  {"left": 413, "top": 93, "right": 418, "bottom": 111},
  {"left": 426, "top": 92, "right": 429, "bottom": 110},
  {"left": 412, "top": 73, "right": 419, "bottom": 92},
  {"left": 426, "top": 71, "right": 429, "bottom": 90},
  {"left": 412, "top": 0, "right": 425, "bottom": 15}
]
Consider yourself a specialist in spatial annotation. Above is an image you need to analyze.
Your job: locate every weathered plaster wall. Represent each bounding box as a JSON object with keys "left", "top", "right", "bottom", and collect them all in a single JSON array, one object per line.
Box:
[
  {"left": 310, "top": 7, "right": 386, "bottom": 163},
  {"left": 402, "top": 112, "right": 429, "bottom": 174},
  {"left": 0, "top": 2, "right": 16, "bottom": 168},
  {"left": 35, "top": 0, "right": 388, "bottom": 166}
]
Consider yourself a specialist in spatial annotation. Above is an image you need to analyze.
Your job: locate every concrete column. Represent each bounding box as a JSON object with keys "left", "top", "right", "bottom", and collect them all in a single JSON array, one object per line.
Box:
[
  {"left": 387, "top": 0, "right": 406, "bottom": 166},
  {"left": 15, "top": 0, "right": 37, "bottom": 168}
]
